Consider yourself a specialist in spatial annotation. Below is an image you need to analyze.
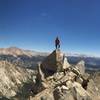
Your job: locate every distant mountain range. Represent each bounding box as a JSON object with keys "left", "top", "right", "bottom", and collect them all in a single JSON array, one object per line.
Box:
[
  {"left": 0, "top": 47, "right": 100, "bottom": 70},
  {"left": 0, "top": 47, "right": 48, "bottom": 57}
]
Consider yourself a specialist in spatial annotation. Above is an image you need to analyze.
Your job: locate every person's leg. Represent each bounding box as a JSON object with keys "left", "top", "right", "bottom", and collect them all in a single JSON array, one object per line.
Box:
[
  {"left": 55, "top": 44, "right": 57, "bottom": 49},
  {"left": 58, "top": 44, "right": 60, "bottom": 49}
]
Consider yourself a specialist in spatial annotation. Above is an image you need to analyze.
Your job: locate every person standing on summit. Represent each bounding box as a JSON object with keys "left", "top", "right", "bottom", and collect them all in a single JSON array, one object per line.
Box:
[{"left": 55, "top": 37, "right": 60, "bottom": 49}]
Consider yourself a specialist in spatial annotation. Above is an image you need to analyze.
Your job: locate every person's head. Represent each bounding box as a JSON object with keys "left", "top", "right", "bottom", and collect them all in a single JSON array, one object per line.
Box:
[{"left": 56, "top": 36, "right": 59, "bottom": 39}]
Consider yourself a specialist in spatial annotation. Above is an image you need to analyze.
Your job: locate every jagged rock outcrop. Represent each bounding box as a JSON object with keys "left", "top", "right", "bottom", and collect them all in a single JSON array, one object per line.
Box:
[
  {"left": 63, "top": 57, "right": 70, "bottom": 70},
  {"left": 31, "top": 49, "right": 100, "bottom": 100},
  {"left": 32, "top": 71, "right": 92, "bottom": 100},
  {"left": 75, "top": 60, "right": 85, "bottom": 75},
  {"left": 0, "top": 60, "right": 35, "bottom": 99}
]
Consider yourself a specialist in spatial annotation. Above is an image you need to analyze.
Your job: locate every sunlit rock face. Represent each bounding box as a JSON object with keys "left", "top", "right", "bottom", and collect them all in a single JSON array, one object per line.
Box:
[
  {"left": 63, "top": 57, "right": 71, "bottom": 70},
  {"left": 75, "top": 60, "right": 85, "bottom": 75},
  {"left": 0, "top": 60, "right": 34, "bottom": 98}
]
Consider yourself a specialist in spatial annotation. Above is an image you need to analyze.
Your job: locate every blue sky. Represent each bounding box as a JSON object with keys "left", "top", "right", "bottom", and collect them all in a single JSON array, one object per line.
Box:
[{"left": 0, "top": 0, "right": 100, "bottom": 56}]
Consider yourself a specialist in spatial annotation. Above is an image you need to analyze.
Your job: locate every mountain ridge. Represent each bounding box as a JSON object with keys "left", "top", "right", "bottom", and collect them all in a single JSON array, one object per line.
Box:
[
  {"left": 0, "top": 47, "right": 48, "bottom": 57},
  {"left": 0, "top": 47, "right": 100, "bottom": 70},
  {"left": 0, "top": 46, "right": 100, "bottom": 58}
]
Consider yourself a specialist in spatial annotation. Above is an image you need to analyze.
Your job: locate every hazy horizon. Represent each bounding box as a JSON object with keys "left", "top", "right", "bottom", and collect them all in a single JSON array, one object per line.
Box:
[{"left": 0, "top": 46, "right": 100, "bottom": 58}]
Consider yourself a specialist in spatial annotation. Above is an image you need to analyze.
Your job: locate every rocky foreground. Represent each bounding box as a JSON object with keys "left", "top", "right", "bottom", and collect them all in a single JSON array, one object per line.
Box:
[
  {"left": 0, "top": 49, "right": 100, "bottom": 100},
  {"left": 31, "top": 49, "right": 100, "bottom": 100},
  {"left": 0, "top": 61, "right": 36, "bottom": 99}
]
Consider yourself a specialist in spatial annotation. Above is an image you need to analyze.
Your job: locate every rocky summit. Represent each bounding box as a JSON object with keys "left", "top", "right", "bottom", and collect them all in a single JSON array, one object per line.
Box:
[
  {"left": 0, "top": 49, "right": 100, "bottom": 100},
  {"left": 31, "top": 49, "right": 100, "bottom": 100},
  {"left": 41, "top": 49, "right": 68, "bottom": 76}
]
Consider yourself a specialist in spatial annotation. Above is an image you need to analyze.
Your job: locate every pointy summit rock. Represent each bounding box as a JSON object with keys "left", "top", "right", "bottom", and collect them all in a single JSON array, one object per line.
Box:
[
  {"left": 41, "top": 49, "right": 70, "bottom": 77},
  {"left": 63, "top": 57, "right": 70, "bottom": 70},
  {"left": 75, "top": 60, "right": 85, "bottom": 75}
]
